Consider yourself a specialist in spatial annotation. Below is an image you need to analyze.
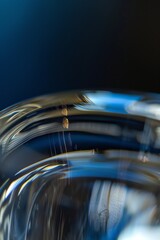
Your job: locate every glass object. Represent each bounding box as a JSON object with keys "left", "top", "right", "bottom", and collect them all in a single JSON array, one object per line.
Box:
[{"left": 0, "top": 90, "right": 160, "bottom": 240}]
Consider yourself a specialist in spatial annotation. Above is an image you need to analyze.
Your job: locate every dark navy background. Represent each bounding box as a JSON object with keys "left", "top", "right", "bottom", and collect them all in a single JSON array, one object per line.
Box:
[{"left": 0, "top": 0, "right": 160, "bottom": 109}]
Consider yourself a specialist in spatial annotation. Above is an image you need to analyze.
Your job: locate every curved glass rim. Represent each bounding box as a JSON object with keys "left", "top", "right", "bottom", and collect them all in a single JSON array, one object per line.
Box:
[
  {"left": 0, "top": 90, "right": 160, "bottom": 124},
  {"left": 0, "top": 90, "right": 160, "bottom": 153}
]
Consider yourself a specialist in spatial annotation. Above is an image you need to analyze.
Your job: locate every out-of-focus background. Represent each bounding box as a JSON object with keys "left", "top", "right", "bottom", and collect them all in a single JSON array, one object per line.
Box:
[{"left": 0, "top": 0, "right": 160, "bottom": 109}]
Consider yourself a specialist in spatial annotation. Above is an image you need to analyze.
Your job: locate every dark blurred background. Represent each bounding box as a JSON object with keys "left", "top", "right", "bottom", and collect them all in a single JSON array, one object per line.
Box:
[{"left": 0, "top": 0, "right": 160, "bottom": 109}]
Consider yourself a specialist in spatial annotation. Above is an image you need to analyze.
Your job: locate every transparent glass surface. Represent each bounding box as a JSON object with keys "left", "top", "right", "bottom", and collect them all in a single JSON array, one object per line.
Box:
[{"left": 0, "top": 90, "right": 160, "bottom": 240}]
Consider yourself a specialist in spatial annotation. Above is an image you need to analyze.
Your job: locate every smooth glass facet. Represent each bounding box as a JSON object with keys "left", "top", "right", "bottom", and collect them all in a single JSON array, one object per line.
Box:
[{"left": 0, "top": 91, "right": 160, "bottom": 240}]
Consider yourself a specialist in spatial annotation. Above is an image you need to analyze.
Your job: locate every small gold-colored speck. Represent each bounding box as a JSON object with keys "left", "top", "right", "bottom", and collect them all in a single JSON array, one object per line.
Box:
[
  {"left": 62, "top": 108, "right": 68, "bottom": 116},
  {"left": 63, "top": 117, "right": 69, "bottom": 129}
]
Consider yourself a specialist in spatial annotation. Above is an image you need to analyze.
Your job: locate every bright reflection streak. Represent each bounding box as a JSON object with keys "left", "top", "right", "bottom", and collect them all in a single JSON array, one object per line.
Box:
[
  {"left": 88, "top": 181, "right": 111, "bottom": 232},
  {"left": 85, "top": 92, "right": 140, "bottom": 113},
  {"left": 42, "top": 165, "right": 62, "bottom": 171},
  {"left": 107, "top": 183, "right": 127, "bottom": 230},
  {"left": 75, "top": 92, "right": 140, "bottom": 113},
  {"left": 88, "top": 180, "right": 156, "bottom": 238},
  {"left": 86, "top": 92, "right": 140, "bottom": 106},
  {"left": 5, "top": 175, "right": 28, "bottom": 198},
  {"left": 18, "top": 178, "right": 33, "bottom": 196},
  {"left": 128, "top": 102, "right": 160, "bottom": 120},
  {"left": 126, "top": 191, "right": 156, "bottom": 216},
  {"left": 88, "top": 181, "right": 127, "bottom": 232},
  {"left": 118, "top": 226, "right": 160, "bottom": 240}
]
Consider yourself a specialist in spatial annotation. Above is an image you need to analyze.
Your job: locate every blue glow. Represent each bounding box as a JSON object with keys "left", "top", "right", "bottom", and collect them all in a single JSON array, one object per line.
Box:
[{"left": 85, "top": 91, "right": 141, "bottom": 114}]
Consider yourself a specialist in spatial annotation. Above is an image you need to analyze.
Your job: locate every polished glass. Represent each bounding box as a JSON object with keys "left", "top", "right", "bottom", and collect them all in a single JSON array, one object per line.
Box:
[{"left": 0, "top": 91, "right": 160, "bottom": 239}]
